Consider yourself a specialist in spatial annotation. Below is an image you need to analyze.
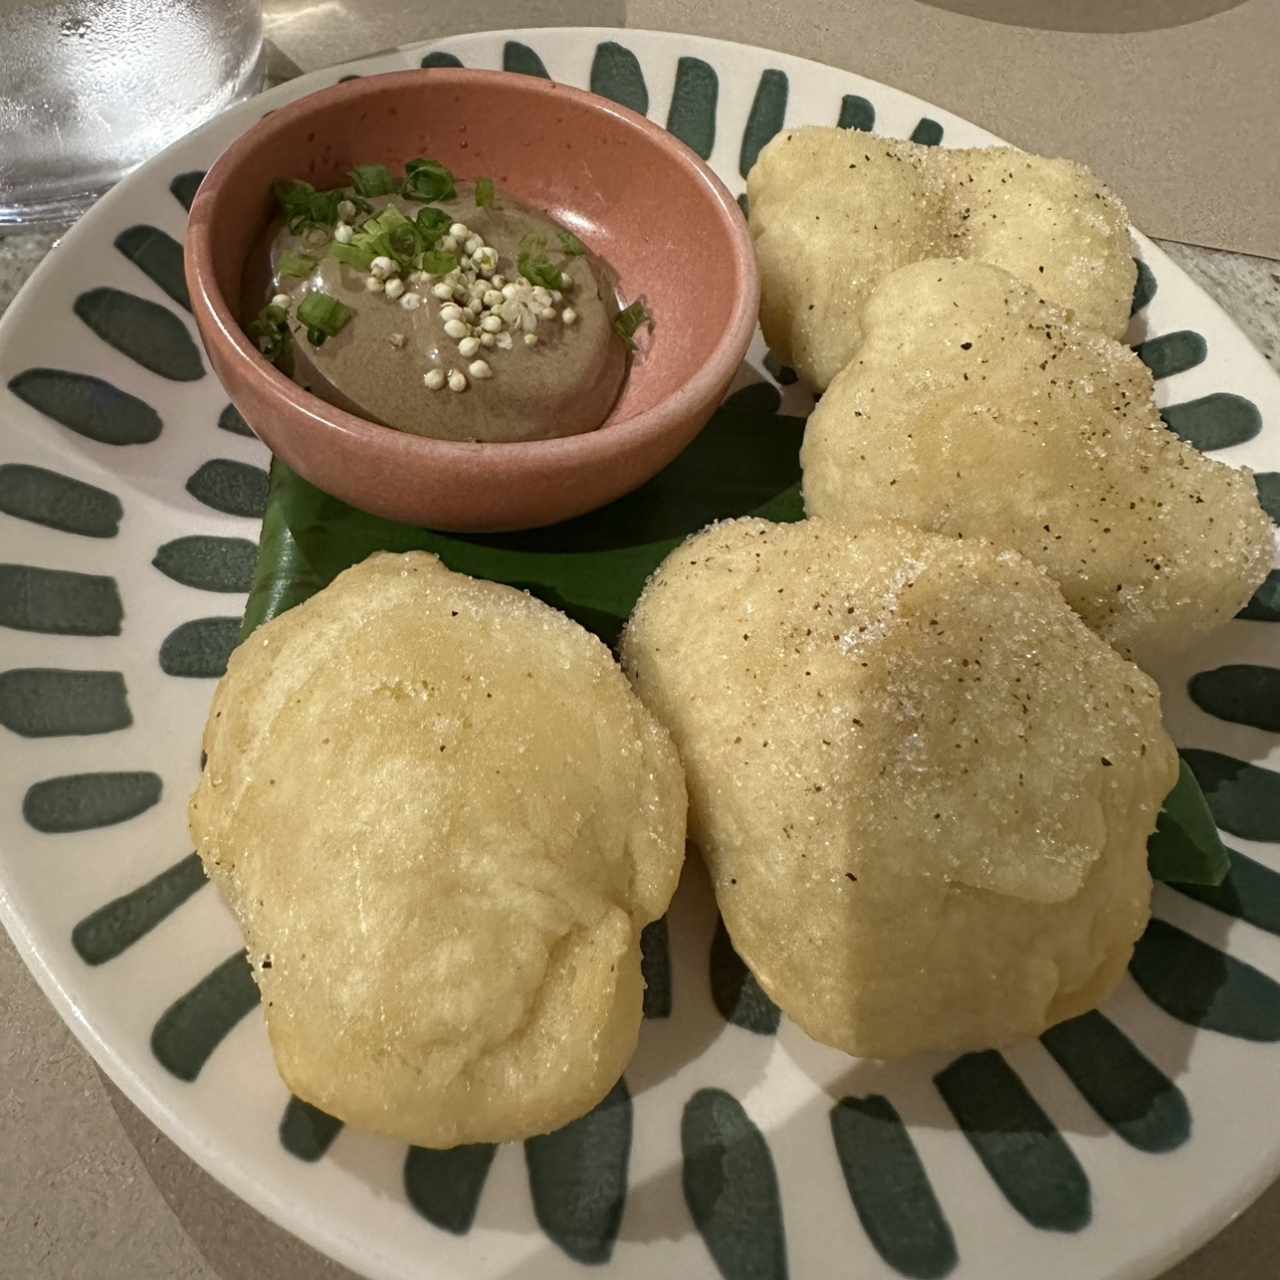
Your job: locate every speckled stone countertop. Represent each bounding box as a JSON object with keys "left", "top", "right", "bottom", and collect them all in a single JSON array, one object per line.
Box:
[
  {"left": 0, "top": 229, "right": 63, "bottom": 316},
  {"left": 2, "top": 15, "right": 1280, "bottom": 1280}
]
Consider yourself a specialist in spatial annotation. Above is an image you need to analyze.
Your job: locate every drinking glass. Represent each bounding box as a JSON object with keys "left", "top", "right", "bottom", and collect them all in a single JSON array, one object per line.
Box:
[{"left": 0, "top": 0, "right": 264, "bottom": 229}]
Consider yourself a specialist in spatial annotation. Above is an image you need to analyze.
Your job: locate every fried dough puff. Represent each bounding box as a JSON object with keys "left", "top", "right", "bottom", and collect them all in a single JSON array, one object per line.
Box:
[
  {"left": 622, "top": 519, "right": 1176, "bottom": 1058},
  {"left": 747, "top": 128, "right": 1136, "bottom": 389},
  {"left": 191, "top": 552, "right": 686, "bottom": 1146},
  {"left": 801, "top": 259, "right": 1272, "bottom": 668}
]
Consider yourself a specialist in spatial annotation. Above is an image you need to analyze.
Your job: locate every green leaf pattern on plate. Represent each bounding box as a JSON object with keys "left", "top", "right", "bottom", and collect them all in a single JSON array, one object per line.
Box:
[
  {"left": 935, "top": 1051, "right": 1091, "bottom": 1232},
  {"left": 0, "top": 464, "right": 122, "bottom": 537},
  {"left": 0, "top": 668, "right": 130, "bottom": 737}
]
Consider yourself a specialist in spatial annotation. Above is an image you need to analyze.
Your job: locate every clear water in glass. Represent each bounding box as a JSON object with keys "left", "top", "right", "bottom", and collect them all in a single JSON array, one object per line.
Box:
[{"left": 0, "top": 0, "right": 264, "bottom": 229}]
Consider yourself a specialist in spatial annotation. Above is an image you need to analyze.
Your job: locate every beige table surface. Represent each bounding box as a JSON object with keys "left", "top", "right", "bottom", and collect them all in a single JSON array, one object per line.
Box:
[{"left": 3, "top": 5, "right": 1280, "bottom": 1278}]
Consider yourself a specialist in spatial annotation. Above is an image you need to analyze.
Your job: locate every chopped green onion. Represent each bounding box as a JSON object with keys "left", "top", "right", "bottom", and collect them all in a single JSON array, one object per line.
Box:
[
  {"left": 387, "top": 224, "right": 420, "bottom": 262},
  {"left": 348, "top": 164, "right": 395, "bottom": 197},
  {"left": 517, "top": 233, "right": 563, "bottom": 289},
  {"left": 329, "top": 242, "right": 376, "bottom": 271},
  {"left": 420, "top": 249, "right": 460, "bottom": 276},
  {"left": 414, "top": 206, "right": 451, "bottom": 245},
  {"left": 350, "top": 203, "right": 422, "bottom": 271},
  {"left": 557, "top": 229, "right": 586, "bottom": 256},
  {"left": 402, "top": 158, "right": 456, "bottom": 202},
  {"left": 475, "top": 177, "right": 496, "bottom": 208},
  {"left": 613, "top": 300, "right": 652, "bottom": 350},
  {"left": 247, "top": 302, "right": 291, "bottom": 366},
  {"left": 272, "top": 177, "right": 314, "bottom": 211},
  {"left": 369, "top": 202, "right": 414, "bottom": 234},
  {"left": 309, "top": 190, "right": 342, "bottom": 227},
  {"left": 272, "top": 178, "right": 342, "bottom": 233},
  {"left": 276, "top": 251, "right": 316, "bottom": 278},
  {"left": 297, "top": 291, "right": 353, "bottom": 339}
]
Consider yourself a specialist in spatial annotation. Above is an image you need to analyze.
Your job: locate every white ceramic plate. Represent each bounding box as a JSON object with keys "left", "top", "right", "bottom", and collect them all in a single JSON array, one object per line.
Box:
[{"left": 2, "top": 27, "right": 1279, "bottom": 1280}]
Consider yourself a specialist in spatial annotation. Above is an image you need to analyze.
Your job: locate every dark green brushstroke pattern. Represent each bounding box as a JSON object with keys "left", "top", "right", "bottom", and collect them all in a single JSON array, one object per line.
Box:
[
  {"left": 590, "top": 41, "right": 648, "bottom": 114},
  {"left": 1131, "top": 259, "right": 1157, "bottom": 314},
  {"left": 1161, "top": 393, "right": 1261, "bottom": 451},
  {"left": 1040, "top": 1011, "right": 1190, "bottom": 1153},
  {"left": 1135, "top": 330, "right": 1205, "bottom": 379},
  {"left": 242, "top": 381, "right": 805, "bottom": 646},
  {"left": 1190, "top": 664, "right": 1280, "bottom": 732},
  {"left": 710, "top": 915, "right": 781, "bottom": 1034},
  {"left": 217, "top": 403, "right": 254, "bottom": 437},
  {"left": 24, "top": 771, "right": 161, "bottom": 834},
  {"left": 420, "top": 51, "right": 463, "bottom": 69},
  {"left": 909, "top": 118, "right": 944, "bottom": 146},
  {"left": 526, "top": 1078, "right": 631, "bottom": 1264},
  {"left": 837, "top": 95, "right": 876, "bottom": 131},
  {"left": 0, "top": 564, "right": 122, "bottom": 635},
  {"left": 682, "top": 1088, "right": 787, "bottom": 1280},
  {"left": 1240, "top": 570, "right": 1280, "bottom": 622},
  {"left": 0, "top": 464, "right": 122, "bottom": 537},
  {"left": 1181, "top": 748, "right": 1280, "bottom": 842},
  {"left": 1174, "top": 845, "right": 1280, "bottom": 937},
  {"left": 186, "top": 458, "right": 269, "bottom": 518},
  {"left": 830, "top": 1094, "right": 956, "bottom": 1279},
  {"left": 280, "top": 1097, "right": 345, "bottom": 1162},
  {"left": 405, "top": 1143, "right": 497, "bottom": 1233},
  {"left": 153, "top": 536, "right": 256, "bottom": 593},
  {"left": 1130, "top": 918, "right": 1280, "bottom": 1042},
  {"left": 170, "top": 170, "right": 206, "bottom": 211},
  {"left": 666, "top": 57, "right": 717, "bottom": 158},
  {"left": 0, "top": 668, "right": 130, "bottom": 737},
  {"left": 8, "top": 368, "right": 162, "bottom": 445},
  {"left": 151, "top": 951, "right": 260, "bottom": 1081},
  {"left": 640, "top": 915, "right": 672, "bottom": 1018},
  {"left": 74, "top": 288, "right": 204, "bottom": 381},
  {"left": 114, "top": 225, "right": 190, "bottom": 311},
  {"left": 739, "top": 69, "right": 788, "bottom": 177},
  {"left": 504, "top": 41, "right": 549, "bottom": 78},
  {"left": 72, "top": 853, "right": 206, "bottom": 964},
  {"left": 160, "top": 617, "right": 241, "bottom": 678},
  {"left": 935, "top": 1051, "right": 1090, "bottom": 1232}
]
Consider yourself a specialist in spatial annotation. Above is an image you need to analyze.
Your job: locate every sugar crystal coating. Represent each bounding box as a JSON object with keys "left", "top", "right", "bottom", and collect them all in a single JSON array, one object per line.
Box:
[
  {"left": 802, "top": 258, "right": 1275, "bottom": 669},
  {"left": 190, "top": 551, "right": 685, "bottom": 1146},
  {"left": 621, "top": 518, "right": 1177, "bottom": 1057},
  {"left": 747, "top": 128, "right": 1137, "bottom": 389}
]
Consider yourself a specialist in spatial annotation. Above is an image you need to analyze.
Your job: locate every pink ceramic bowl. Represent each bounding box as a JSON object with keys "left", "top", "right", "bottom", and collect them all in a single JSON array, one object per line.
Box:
[{"left": 185, "top": 69, "right": 758, "bottom": 531}]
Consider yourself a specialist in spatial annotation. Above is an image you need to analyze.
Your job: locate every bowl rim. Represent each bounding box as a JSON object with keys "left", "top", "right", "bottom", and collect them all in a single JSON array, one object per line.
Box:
[{"left": 184, "top": 66, "right": 760, "bottom": 463}]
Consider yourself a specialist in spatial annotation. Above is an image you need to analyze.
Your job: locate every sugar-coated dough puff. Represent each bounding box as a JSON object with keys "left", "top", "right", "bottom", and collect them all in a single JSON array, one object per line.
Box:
[
  {"left": 190, "top": 551, "right": 685, "bottom": 1147},
  {"left": 802, "top": 259, "right": 1274, "bottom": 669},
  {"left": 939, "top": 146, "right": 1134, "bottom": 339},
  {"left": 746, "top": 127, "right": 1135, "bottom": 389},
  {"left": 748, "top": 130, "right": 950, "bottom": 392},
  {"left": 621, "top": 519, "right": 1177, "bottom": 1058}
]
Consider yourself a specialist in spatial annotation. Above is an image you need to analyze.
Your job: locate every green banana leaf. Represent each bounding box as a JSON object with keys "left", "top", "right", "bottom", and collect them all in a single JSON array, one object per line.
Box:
[
  {"left": 242, "top": 380, "right": 806, "bottom": 646},
  {"left": 1148, "top": 757, "right": 1231, "bottom": 887},
  {"left": 240, "top": 376, "right": 1228, "bottom": 889}
]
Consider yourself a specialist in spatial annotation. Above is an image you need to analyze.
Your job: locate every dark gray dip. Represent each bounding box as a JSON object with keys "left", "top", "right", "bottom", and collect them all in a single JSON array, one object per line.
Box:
[{"left": 242, "top": 183, "right": 627, "bottom": 443}]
